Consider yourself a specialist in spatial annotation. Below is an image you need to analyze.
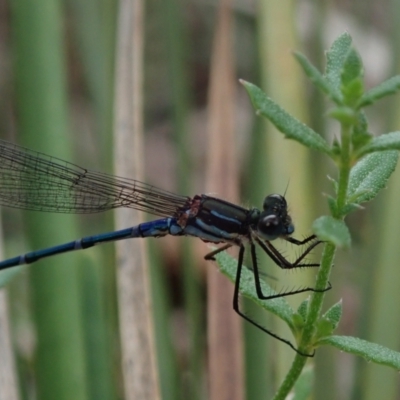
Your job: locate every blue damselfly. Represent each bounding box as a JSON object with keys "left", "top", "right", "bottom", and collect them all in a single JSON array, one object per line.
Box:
[{"left": 0, "top": 139, "right": 325, "bottom": 355}]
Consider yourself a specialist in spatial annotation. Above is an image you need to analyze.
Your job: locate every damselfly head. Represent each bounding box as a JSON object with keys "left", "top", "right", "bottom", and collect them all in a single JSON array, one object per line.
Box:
[{"left": 258, "top": 194, "right": 294, "bottom": 240}]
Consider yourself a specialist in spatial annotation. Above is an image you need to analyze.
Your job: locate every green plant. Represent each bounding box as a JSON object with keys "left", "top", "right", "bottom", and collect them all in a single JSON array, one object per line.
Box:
[{"left": 216, "top": 32, "right": 400, "bottom": 399}]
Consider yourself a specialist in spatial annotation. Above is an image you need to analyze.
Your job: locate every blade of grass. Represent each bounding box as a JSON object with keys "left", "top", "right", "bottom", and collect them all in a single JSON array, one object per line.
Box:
[
  {"left": 67, "top": 1, "right": 118, "bottom": 397},
  {"left": 148, "top": 243, "right": 181, "bottom": 400},
  {"left": 113, "top": 0, "right": 160, "bottom": 398},
  {"left": 160, "top": 0, "right": 199, "bottom": 398},
  {"left": 242, "top": 115, "right": 274, "bottom": 399},
  {"left": 361, "top": 168, "right": 400, "bottom": 400},
  {"left": 10, "top": 0, "right": 89, "bottom": 398},
  {"left": 360, "top": 5, "right": 400, "bottom": 396},
  {"left": 206, "top": 1, "right": 244, "bottom": 399},
  {"left": 67, "top": 0, "right": 116, "bottom": 162},
  {"left": 0, "top": 219, "right": 19, "bottom": 400},
  {"left": 79, "top": 252, "right": 116, "bottom": 400}
]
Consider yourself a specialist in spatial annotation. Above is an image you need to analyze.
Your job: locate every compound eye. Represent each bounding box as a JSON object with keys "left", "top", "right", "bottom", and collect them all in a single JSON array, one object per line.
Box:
[
  {"left": 285, "top": 223, "right": 295, "bottom": 235},
  {"left": 257, "top": 214, "right": 282, "bottom": 240},
  {"left": 263, "top": 194, "right": 285, "bottom": 212}
]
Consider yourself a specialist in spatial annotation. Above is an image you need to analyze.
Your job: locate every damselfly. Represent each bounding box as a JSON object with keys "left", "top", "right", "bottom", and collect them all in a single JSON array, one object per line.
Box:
[{"left": 0, "top": 139, "right": 325, "bottom": 355}]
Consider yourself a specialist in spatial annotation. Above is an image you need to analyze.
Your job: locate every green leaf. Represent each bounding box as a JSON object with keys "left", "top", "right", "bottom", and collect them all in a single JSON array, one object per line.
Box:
[
  {"left": 297, "top": 298, "right": 309, "bottom": 321},
  {"left": 357, "top": 132, "right": 400, "bottom": 157},
  {"left": 319, "top": 335, "right": 400, "bottom": 370},
  {"left": 353, "top": 110, "right": 369, "bottom": 135},
  {"left": 292, "top": 313, "right": 305, "bottom": 330},
  {"left": 340, "top": 48, "right": 364, "bottom": 107},
  {"left": 352, "top": 131, "right": 373, "bottom": 151},
  {"left": 341, "top": 48, "right": 363, "bottom": 86},
  {"left": 339, "top": 202, "right": 363, "bottom": 216},
  {"left": 214, "top": 250, "right": 294, "bottom": 327},
  {"left": 328, "top": 106, "right": 358, "bottom": 125},
  {"left": 342, "top": 78, "right": 364, "bottom": 107},
  {"left": 330, "top": 140, "right": 341, "bottom": 160},
  {"left": 240, "top": 80, "right": 331, "bottom": 155},
  {"left": 316, "top": 318, "right": 336, "bottom": 338},
  {"left": 322, "top": 300, "right": 342, "bottom": 329},
  {"left": 293, "top": 298, "right": 310, "bottom": 331},
  {"left": 357, "top": 75, "right": 400, "bottom": 108},
  {"left": 327, "top": 195, "right": 338, "bottom": 215},
  {"left": 351, "top": 112, "right": 372, "bottom": 151},
  {"left": 313, "top": 216, "right": 351, "bottom": 248},
  {"left": 347, "top": 150, "right": 399, "bottom": 204},
  {"left": 293, "top": 52, "right": 341, "bottom": 104},
  {"left": 325, "top": 33, "right": 352, "bottom": 95}
]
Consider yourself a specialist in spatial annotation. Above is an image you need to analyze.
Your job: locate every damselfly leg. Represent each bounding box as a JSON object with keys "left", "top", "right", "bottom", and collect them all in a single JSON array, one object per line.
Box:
[{"left": 206, "top": 234, "right": 329, "bottom": 356}]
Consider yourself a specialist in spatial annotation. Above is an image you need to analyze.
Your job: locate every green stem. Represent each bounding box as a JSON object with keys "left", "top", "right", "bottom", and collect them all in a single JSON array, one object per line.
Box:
[
  {"left": 300, "top": 242, "right": 336, "bottom": 349},
  {"left": 273, "top": 122, "right": 352, "bottom": 397},
  {"left": 272, "top": 354, "right": 308, "bottom": 400},
  {"left": 299, "top": 120, "right": 351, "bottom": 349},
  {"left": 272, "top": 243, "right": 336, "bottom": 399}
]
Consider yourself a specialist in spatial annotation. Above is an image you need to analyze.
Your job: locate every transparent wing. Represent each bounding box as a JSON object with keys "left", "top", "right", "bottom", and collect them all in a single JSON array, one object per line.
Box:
[{"left": 0, "top": 140, "right": 189, "bottom": 217}]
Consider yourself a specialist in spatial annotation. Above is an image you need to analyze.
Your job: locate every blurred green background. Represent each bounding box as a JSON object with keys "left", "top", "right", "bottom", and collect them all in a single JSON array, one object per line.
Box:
[{"left": 1, "top": 0, "right": 400, "bottom": 399}]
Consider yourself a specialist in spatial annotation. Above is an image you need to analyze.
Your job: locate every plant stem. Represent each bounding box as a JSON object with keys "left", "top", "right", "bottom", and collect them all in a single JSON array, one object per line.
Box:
[
  {"left": 301, "top": 120, "right": 351, "bottom": 351},
  {"left": 273, "top": 121, "right": 352, "bottom": 398},
  {"left": 272, "top": 243, "right": 336, "bottom": 399},
  {"left": 272, "top": 354, "right": 307, "bottom": 400},
  {"left": 301, "top": 242, "right": 336, "bottom": 348},
  {"left": 299, "top": 120, "right": 351, "bottom": 348},
  {"left": 272, "top": 130, "right": 352, "bottom": 395}
]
